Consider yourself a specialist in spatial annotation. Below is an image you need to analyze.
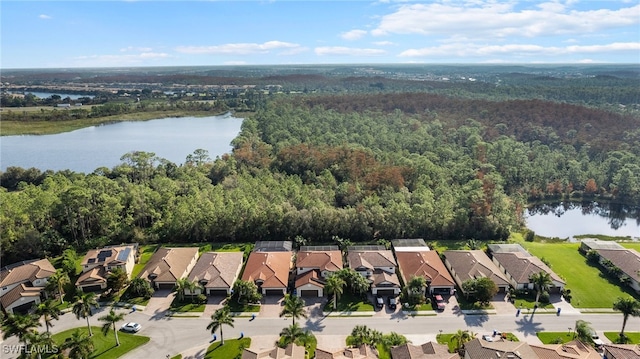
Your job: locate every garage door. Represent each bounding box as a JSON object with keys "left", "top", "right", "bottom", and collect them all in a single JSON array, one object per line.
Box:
[
  {"left": 376, "top": 289, "right": 396, "bottom": 297},
  {"left": 82, "top": 285, "right": 103, "bottom": 292},
  {"left": 300, "top": 290, "right": 319, "bottom": 297},
  {"left": 157, "top": 283, "right": 175, "bottom": 290},
  {"left": 207, "top": 289, "right": 229, "bottom": 296},
  {"left": 264, "top": 289, "right": 285, "bottom": 296}
]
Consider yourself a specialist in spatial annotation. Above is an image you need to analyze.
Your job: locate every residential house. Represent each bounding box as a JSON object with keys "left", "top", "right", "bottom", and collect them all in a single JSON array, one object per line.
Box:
[
  {"left": 347, "top": 245, "right": 400, "bottom": 296},
  {"left": 442, "top": 250, "right": 510, "bottom": 294},
  {"left": 487, "top": 244, "right": 565, "bottom": 293},
  {"left": 242, "top": 343, "right": 305, "bottom": 359},
  {"left": 137, "top": 247, "right": 199, "bottom": 290},
  {"left": 530, "top": 340, "right": 600, "bottom": 359},
  {"left": 394, "top": 242, "right": 455, "bottom": 295},
  {"left": 463, "top": 338, "right": 539, "bottom": 359},
  {"left": 602, "top": 344, "right": 640, "bottom": 359},
  {"left": 295, "top": 245, "right": 343, "bottom": 297},
  {"left": 242, "top": 251, "right": 292, "bottom": 296},
  {"left": 76, "top": 244, "right": 138, "bottom": 292},
  {"left": 316, "top": 345, "right": 378, "bottom": 359},
  {"left": 187, "top": 252, "right": 243, "bottom": 296},
  {"left": 580, "top": 239, "right": 640, "bottom": 293},
  {"left": 0, "top": 259, "right": 56, "bottom": 314},
  {"left": 390, "top": 341, "right": 457, "bottom": 359}
]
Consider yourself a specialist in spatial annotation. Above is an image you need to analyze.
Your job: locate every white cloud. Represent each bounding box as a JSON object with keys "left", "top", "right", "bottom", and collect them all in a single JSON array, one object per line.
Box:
[
  {"left": 398, "top": 42, "right": 640, "bottom": 58},
  {"left": 372, "top": 41, "right": 395, "bottom": 46},
  {"left": 341, "top": 29, "right": 367, "bottom": 41},
  {"left": 73, "top": 52, "right": 170, "bottom": 66},
  {"left": 315, "top": 46, "right": 386, "bottom": 56},
  {"left": 39, "top": 14, "right": 52, "bottom": 19},
  {"left": 372, "top": 1, "right": 640, "bottom": 39},
  {"left": 175, "top": 41, "right": 301, "bottom": 55},
  {"left": 120, "top": 46, "right": 153, "bottom": 52}
]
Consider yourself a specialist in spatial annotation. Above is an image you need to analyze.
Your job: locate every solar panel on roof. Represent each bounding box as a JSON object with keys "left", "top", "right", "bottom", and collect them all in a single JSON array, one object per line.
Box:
[
  {"left": 117, "top": 247, "right": 131, "bottom": 262},
  {"left": 87, "top": 258, "right": 96, "bottom": 264},
  {"left": 347, "top": 245, "right": 386, "bottom": 251},
  {"left": 300, "top": 245, "right": 339, "bottom": 252}
]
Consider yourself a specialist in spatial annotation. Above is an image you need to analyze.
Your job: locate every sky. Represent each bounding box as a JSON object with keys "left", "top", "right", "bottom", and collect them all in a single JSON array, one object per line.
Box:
[{"left": 1, "top": 0, "right": 639, "bottom": 68}]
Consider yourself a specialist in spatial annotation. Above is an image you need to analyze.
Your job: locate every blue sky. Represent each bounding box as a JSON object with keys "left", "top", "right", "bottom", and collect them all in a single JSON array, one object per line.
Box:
[{"left": 2, "top": 0, "right": 639, "bottom": 68}]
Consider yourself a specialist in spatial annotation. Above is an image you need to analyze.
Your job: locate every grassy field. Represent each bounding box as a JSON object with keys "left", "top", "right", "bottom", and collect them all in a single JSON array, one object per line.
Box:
[
  {"left": 170, "top": 297, "right": 205, "bottom": 312},
  {"left": 536, "top": 332, "right": 575, "bottom": 344},
  {"left": 621, "top": 242, "right": 640, "bottom": 251},
  {"left": 435, "top": 334, "right": 457, "bottom": 353},
  {"left": 51, "top": 326, "right": 150, "bottom": 359},
  {"left": 204, "top": 338, "right": 251, "bottom": 359},
  {"left": 520, "top": 242, "right": 639, "bottom": 308},
  {"left": 604, "top": 332, "right": 640, "bottom": 344}
]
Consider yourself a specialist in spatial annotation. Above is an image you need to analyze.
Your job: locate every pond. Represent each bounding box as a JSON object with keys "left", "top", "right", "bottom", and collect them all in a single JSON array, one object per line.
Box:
[
  {"left": 1, "top": 114, "right": 243, "bottom": 173},
  {"left": 526, "top": 202, "right": 640, "bottom": 240}
]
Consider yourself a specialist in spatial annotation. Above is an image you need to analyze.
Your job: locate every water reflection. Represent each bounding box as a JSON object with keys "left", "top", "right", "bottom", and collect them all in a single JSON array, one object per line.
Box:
[{"left": 526, "top": 202, "right": 640, "bottom": 239}]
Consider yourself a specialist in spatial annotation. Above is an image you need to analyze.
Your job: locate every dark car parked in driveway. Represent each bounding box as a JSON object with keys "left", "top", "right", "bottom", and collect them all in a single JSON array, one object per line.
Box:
[{"left": 387, "top": 297, "right": 397, "bottom": 310}]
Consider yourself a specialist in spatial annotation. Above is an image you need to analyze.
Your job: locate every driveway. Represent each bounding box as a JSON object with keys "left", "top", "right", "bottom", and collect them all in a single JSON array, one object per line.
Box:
[
  {"left": 260, "top": 294, "right": 284, "bottom": 318},
  {"left": 203, "top": 295, "right": 227, "bottom": 318},
  {"left": 144, "top": 290, "right": 175, "bottom": 318}
]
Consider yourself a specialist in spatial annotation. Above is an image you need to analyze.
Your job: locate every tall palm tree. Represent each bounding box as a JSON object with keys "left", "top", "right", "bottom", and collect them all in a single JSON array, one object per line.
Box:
[
  {"left": 46, "top": 269, "right": 70, "bottom": 304},
  {"left": 612, "top": 297, "right": 640, "bottom": 337},
  {"left": 72, "top": 292, "right": 99, "bottom": 336},
  {"left": 279, "top": 294, "right": 307, "bottom": 326},
  {"left": 450, "top": 329, "right": 475, "bottom": 354},
  {"left": 99, "top": 309, "right": 126, "bottom": 346},
  {"left": 0, "top": 312, "right": 39, "bottom": 347},
  {"left": 61, "top": 329, "right": 94, "bottom": 359},
  {"left": 529, "top": 271, "right": 553, "bottom": 307},
  {"left": 129, "top": 277, "right": 154, "bottom": 298},
  {"left": 207, "top": 307, "right": 234, "bottom": 345},
  {"left": 184, "top": 279, "right": 200, "bottom": 303},
  {"left": 325, "top": 274, "right": 345, "bottom": 311},
  {"left": 347, "top": 325, "right": 371, "bottom": 347},
  {"left": 34, "top": 299, "right": 62, "bottom": 333},
  {"left": 24, "top": 331, "right": 55, "bottom": 359},
  {"left": 574, "top": 320, "right": 594, "bottom": 343},
  {"left": 279, "top": 322, "right": 312, "bottom": 347},
  {"left": 173, "top": 278, "right": 189, "bottom": 303}
]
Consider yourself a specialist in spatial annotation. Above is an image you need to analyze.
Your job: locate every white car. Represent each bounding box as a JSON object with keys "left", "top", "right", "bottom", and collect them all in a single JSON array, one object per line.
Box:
[{"left": 121, "top": 322, "right": 142, "bottom": 333}]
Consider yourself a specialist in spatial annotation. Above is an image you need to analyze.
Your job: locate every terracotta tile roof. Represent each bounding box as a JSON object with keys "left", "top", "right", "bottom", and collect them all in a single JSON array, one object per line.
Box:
[
  {"left": 443, "top": 250, "right": 510, "bottom": 289},
  {"left": 596, "top": 249, "right": 640, "bottom": 282},
  {"left": 347, "top": 249, "right": 396, "bottom": 270},
  {"left": 530, "top": 340, "right": 601, "bottom": 359},
  {"left": 390, "top": 342, "right": 457, "bottom": 359},
  {"left": 242, "top": 343, "right": 305, "bottom": 359},
  {"left": 316, "top": 344, "right": 378, "bottom": 359},
  {"left": 295, "top": 269, "right": 324, "bottom": 289},
  {"left": 0, "top": 259, "right": 55, "bottom": 288},
  {"left": 395, "top": 251, "right": 455, "bottom": 287},
  {"left": 296, "top": 250, "right": 343, "bottom": 272},
  {"left": 242, "top": 251, "right": 292, "bottom": 289},
  {"left": 492, "top": 252, "right": 565, "bottom": 285},
  {"left": 138, "top": 247, "right": 199, "bottom": 283},
  {"left": 188, "top": 252, "right": 243, "bottom": 290},
  {"left": 603, "top": 344, "right": 640, "bottom": 359},
  {"left": 463, "top": 338, "right": 539, "bottom": 359},
  {"left": 0, "top": 284, "right": 43, "bottom": 309}
]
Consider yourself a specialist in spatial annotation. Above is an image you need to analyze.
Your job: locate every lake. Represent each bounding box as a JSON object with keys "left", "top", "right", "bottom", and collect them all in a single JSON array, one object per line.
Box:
[
  {"left": 526, "top": 202, "right": 640, "bottom": 240},
  {"left": 1, "top": 114, "right": 243, "bottom": 173},
  {"left": 11, "top": 91, "right": 95, "bottom": 100}
]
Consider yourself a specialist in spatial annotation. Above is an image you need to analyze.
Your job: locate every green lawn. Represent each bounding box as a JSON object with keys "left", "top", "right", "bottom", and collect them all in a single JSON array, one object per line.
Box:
[
  {"left": 536, "top": 332, "right": 575, "bottom": 344},
  {"left": 621, "top": 242, "right": 640, "bottom": 251},
  {"left": 435, "top": 334, "right": 457, "bottom": 353},
  {"left": 226, "top": 300, "right": 261, "bottom": 313},
  {"left": 520, "top": 242, "right": 639, "bottom": 308},
  {"left": 204, "top": 338, "right": 251, "bottom": 359},
  {"left": 170, "top": 297, "right": 205, "bottom": 312},
  {"left": 456, "top": 295, "right": 494, "bottom": 310},
  {"left": 324, "top": 292, "right": 374, "bottom": 312},
  {"left": 51, "top": 326, "right": 150, "bottom": 359},
  {"left": 377, "top": 343, "right": 391, "bottom": 359},
  {"left": 604, "top": 332, "right": 640, "bottom": 344}
]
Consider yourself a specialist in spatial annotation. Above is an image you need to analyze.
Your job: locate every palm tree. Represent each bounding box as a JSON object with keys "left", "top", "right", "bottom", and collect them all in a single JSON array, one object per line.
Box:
[
  {"left": 612, "top": 297, "right": 640, "bottom": 338},
  {"left": 0, "top": 312, "right": 39, "bottom": 346},
  {"left": 279, "top": 294, "right": 307, "bottom": 326},
  {"left": 184, "top": 279, "right": 200, "bottom": 303},
  {"left": 207, "top": 306, "right": 234, "bottom": 345},
  {"left": 25, "top": 331, "right": 55, "bottom": 359},
  {"left": 325, "top": 274, "right": 345, "bottom": 311},
  {"left": 61, "top": 329, "right": 94, "bottom": 359},
  {"left": 574, "top": 320, "right": 594, "bottom": 343},
  {"left": 46, "top": 269, "right": 70, "bottom": 304},
  {"left": 129, "top": 277, "right": 154, "bottom": 298},
  {"left": 72, "top": 292, "right": 99, "bottom": 336},
  {"left": 99, "top": 309, "right": 126, "bottom": 346},
  {"left": 347, "top": 325, "right": 371, "bottom": 347},
  {"left": 529, "top": 271, "right": 553, "bottom": 307},
  {"left": 450, "top": 329, "right": 475, "bottom": 354},
  {"left": 173, "top": 278, "right": 190, "bottom": 303},
  {"left": 34, "top": 299, "right": 62, "bottom": 333},
  {"left": 279, "top": 323, "right": 312, "bottom": 347}
]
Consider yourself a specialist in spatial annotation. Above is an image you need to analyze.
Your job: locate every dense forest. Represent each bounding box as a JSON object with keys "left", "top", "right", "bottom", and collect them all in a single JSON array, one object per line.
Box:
[{"left": 3, "top": 89, "right": 640, "bottom": 265}]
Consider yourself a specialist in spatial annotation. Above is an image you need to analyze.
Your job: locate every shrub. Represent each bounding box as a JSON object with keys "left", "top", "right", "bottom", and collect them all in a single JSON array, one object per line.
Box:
[
  {"left": 539, "top": 292, "right": 550, "bottom": 304},
  {"left": 525, "top": 230, "right": 535, "bottom": 242},
  {"left": 197, "top": 294, "right": 207, "bottom": 304}
]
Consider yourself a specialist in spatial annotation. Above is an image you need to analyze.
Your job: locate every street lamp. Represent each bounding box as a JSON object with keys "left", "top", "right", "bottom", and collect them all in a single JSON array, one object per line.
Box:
[{"left": 568, "top": 327, "right": 572, "bottom": 335}]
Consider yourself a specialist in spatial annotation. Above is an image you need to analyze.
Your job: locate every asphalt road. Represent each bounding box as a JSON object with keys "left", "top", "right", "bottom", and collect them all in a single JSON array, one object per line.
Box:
[{"left": 1, "top": 305, "right": 638, "bottom": 359}]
